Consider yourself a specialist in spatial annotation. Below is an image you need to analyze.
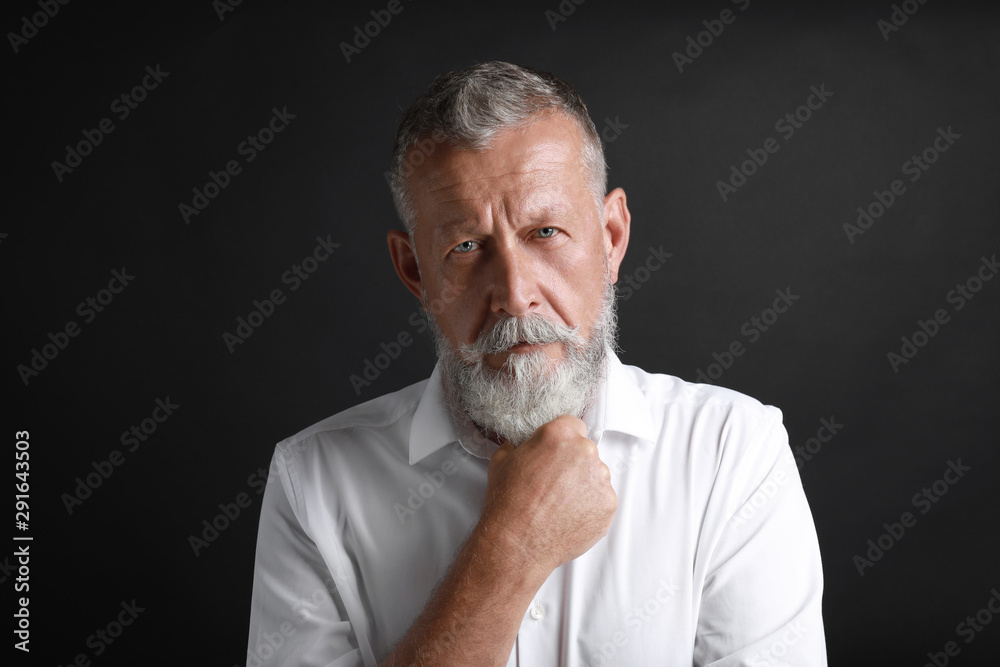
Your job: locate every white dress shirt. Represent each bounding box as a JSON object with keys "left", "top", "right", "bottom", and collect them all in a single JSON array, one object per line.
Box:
[{"left": 247, "top": 352, "right": 827, "bottom": 666}]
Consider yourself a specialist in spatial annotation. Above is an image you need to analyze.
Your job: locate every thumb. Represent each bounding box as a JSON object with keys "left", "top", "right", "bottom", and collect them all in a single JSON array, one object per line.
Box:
[
  {"left": 488, "top": 440, "right": 516, "bottom": 478},
  {"left": 491, "top": 440, "right": 516, "bottom": 465}
]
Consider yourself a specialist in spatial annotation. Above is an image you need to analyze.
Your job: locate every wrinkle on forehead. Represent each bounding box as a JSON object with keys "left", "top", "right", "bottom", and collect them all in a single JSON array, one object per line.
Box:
[
  {"left": 422, "top": 174, "right": 567, "bottom": 230},
  {"left": 427, "top": 167, "right": 556, "bottom": 194},
  {"left": 408, "top": 114, "right": 593, "bottom": 238}
]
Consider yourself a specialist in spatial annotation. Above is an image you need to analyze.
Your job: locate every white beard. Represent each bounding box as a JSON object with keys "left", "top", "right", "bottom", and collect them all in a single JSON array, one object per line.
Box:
[{"left": 428, "top": 280, "right": 618, "bottom": 445}]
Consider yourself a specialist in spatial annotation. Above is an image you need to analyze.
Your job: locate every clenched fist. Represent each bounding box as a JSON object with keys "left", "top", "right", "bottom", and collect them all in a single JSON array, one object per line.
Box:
[{"left": 480, "top": 415, "right": 617, "bottom": 577}]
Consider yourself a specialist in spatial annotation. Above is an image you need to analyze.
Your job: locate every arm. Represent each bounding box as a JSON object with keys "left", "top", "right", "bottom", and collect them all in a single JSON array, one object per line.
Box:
[
  {"left": 380, "top": 415, "right": 617, "bottom": 666},
  {"left": 378, "top": 518, "right": 547, "bottom": 666},
  {"left": 694, "top": 409, "right": 827, "bottom": 666},
  {"left": 248, "top": 446, "right": 374, "bottom": 666}
]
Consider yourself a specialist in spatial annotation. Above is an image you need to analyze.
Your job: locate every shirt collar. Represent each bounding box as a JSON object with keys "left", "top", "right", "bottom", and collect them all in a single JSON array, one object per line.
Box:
[
  {"left": 408, "top": 350, "right": 656, "bottom": 466},
  {"left": 409, "top": 362, "right": 458, "bottom": 465},
  {"left": 585, "top": 350, "right": 657, "bottom": 447}
]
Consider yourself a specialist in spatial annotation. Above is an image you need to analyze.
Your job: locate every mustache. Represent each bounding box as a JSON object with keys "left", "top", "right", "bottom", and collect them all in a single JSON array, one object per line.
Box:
[{"left": 461, "top": 314, "right": 581, "bottom": 357}]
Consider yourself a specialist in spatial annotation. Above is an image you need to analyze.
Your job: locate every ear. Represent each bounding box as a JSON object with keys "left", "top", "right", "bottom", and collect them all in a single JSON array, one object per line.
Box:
[
  {"left": 387, "top": 229, "right": 425, "bottom": 304},
  {"left": 601, "top": 187, "right": 631, "bottom": 284}
]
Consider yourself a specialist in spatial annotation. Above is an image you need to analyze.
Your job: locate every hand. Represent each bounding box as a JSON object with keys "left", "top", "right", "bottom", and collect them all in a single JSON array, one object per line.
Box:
[{"left": 480, "top": 415, "right": 617, "bottom": 577}]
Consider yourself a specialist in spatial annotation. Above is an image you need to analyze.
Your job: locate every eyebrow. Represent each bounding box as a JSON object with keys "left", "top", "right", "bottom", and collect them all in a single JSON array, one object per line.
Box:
[{"left": 432, "top": 205, "right": 564, "bottom": 239}]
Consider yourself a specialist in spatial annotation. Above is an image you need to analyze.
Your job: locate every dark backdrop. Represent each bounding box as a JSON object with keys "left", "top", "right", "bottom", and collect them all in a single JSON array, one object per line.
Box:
[{"left": 5, "top": 1, "right": 999, "bottom": 665}]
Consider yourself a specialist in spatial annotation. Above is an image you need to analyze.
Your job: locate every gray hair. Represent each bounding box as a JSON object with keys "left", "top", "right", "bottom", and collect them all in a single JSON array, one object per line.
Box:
[{"left": 389, "top": 61, "right": 608, "bottom": 233}]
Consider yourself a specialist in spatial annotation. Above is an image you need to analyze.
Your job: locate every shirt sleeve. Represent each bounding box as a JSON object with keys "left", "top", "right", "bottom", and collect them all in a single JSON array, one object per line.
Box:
[
  {"left": 247, "top": 444, "right": 375, "bottom": 667},
  {"left": 693, "top": 408, "right": 828, "bottom": 666}
]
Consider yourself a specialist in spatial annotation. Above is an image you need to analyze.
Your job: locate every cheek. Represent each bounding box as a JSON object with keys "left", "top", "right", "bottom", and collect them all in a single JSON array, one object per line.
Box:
[
  {"left": 424, "top": 277, "right": 484, "bottom": 344},
  {"left": 541, "top": 243, "right": 607, "bottom": 322}
]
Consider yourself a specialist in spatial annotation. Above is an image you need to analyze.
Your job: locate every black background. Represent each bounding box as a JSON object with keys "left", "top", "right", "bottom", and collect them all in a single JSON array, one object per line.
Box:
[{"left": 5, "top": 0, "right": 999, "bottom": 665}]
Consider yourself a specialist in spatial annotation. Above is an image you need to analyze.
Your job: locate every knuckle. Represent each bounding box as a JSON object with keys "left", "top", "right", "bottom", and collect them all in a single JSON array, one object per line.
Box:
[
  {"left": 551, "top": 415, "right": 585, "bottom": 436},
  {"left": 547, "top": 419, "right": 575, "bottom": 439}
]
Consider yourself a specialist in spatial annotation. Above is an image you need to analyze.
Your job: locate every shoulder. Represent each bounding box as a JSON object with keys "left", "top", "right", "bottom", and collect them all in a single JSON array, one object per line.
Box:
[
  {"left": 264, "top": 377, "right": 432, "bottom": 528},
  {"left": 621, "top": 362, "right": 787, "bottom": 472},
  {"left": 626, "top": 362, "right": 781, "bottom": 423},
  {"left": 623, "top": 363, "right": 795, "bottom": 520},
  {"left": 275, "top": 377, "right": 429, "bottom": 463}
]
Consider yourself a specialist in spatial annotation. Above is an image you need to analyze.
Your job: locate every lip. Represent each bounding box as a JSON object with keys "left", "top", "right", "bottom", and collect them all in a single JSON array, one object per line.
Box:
[{"left": 484, "top": 342, "right": 548, "bottom": 366}]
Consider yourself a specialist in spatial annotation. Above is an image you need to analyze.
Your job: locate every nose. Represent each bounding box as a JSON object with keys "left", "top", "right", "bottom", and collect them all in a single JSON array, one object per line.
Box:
[{"left": 489, "top": 243, "right": 540, "bottom": 318}]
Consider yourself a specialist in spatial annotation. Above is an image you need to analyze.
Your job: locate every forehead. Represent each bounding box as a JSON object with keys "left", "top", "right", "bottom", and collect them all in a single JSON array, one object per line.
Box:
[{"left": 407, "top": 113, "right": 590, "bottom": 229}]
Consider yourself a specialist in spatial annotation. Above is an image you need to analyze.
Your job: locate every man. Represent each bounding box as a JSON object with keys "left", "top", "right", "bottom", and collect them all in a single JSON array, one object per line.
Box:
[{"left": 247, "top": 61, "right": 827, "bottom": 666}]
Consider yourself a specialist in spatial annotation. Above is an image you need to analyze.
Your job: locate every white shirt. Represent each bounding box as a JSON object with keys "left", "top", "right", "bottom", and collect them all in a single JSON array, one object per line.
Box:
[{"left": 247, "top": 353, "right": 827, "bottom": 666}]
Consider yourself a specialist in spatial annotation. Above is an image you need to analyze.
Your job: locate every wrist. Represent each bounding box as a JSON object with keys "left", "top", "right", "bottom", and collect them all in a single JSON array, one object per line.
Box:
[{"left": 469, "top": 516, "right": 553, "bottom": 594}]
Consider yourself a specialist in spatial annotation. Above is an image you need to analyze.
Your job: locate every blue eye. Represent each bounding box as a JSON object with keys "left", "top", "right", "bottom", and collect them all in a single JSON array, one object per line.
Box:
[
  {"left": 454, "top": 240, "right": 478, "bottom": 253},
  {"left": 538, "top": 227, "right": 558, "bottom": 238}
]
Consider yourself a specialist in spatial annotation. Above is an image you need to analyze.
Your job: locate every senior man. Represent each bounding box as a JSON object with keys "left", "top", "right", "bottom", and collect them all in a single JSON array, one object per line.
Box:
[{"left": 247, "top": 61, "right": 827, "bottom": 666}]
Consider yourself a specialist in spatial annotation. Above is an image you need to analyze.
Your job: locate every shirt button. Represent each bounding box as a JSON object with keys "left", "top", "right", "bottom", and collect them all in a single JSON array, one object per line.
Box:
[{"left": 530, "top": 605, "right": 544, "bottom": 620}]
